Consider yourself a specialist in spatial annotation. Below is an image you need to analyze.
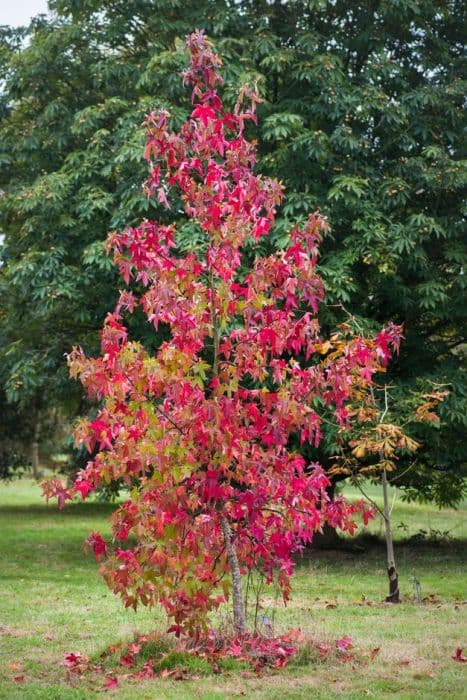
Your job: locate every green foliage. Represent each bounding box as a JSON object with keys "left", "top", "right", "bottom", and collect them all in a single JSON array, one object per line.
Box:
[{"left": 0, "top": 1, "right": 465, "bottom": 504}]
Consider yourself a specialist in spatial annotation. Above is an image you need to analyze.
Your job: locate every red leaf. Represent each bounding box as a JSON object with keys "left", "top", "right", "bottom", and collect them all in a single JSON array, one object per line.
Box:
[
  {"left": 63, "top": 652, "right": 85, "bottom": 668},
  {"left": 315, "top": 642, "right": 331, "bottom": 655},
  {"left": 336, "top": 635, "right": 353, "bottom": 652},
  {"left": 192, "top": 104, "right": 216, "bottom": 125},
  {"left": 119, "top": 654, "right": 134, "bottom": 668},
  {"left": 13, "top": 675, "right": 25, "bottom": 683},
  {"left": 127, "top": 643, "right": 141, "bottom": 656},
  {"left": 103, "top": 676, "right": 119, "bottom": 690},
  {"left": 453, "top": 648, "right": 467, "bottom": 662},
  {"left": 85, "top": 532, "right": 108, "bottom": 562},
  {"left": 74, "top": 480, "right": 93, "bottom": 499}
]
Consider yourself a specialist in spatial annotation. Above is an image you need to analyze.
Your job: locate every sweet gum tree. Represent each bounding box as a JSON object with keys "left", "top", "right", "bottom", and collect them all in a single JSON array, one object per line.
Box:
[{"left": 43, "top": 32, "right": 402, "bottom": 638}]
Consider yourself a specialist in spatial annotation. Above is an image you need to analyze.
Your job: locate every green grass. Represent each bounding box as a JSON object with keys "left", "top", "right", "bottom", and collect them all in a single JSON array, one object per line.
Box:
[{"left": 0, "top": 478, "right": 465, "bottom": 698}]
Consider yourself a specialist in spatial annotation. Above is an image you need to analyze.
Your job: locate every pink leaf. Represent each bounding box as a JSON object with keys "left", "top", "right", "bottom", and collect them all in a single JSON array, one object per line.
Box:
[
  {"left": 336, "top": 635, "right": 353, "bottom": 652},
  {"left": 103, "top": 676, "right": 119, "bottom": 690}
]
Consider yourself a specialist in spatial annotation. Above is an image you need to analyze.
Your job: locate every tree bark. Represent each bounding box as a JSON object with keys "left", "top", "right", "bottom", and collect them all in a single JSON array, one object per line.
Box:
[
  {"left": 220, "top": 514, "right": 247, "bottom": 634},
  {"left": 382, "top": 468, "right": 400, "bottom": 603}
]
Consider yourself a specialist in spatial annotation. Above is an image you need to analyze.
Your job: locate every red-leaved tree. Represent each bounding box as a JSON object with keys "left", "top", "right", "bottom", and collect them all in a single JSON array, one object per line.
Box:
[{"left": 43, "top": 31, "right": 402, "bottom": 639}]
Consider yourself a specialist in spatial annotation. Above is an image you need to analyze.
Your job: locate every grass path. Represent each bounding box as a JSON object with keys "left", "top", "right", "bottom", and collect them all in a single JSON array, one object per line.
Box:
[{"left": 0, "top": 479, "right": 465, "bottom": 698}]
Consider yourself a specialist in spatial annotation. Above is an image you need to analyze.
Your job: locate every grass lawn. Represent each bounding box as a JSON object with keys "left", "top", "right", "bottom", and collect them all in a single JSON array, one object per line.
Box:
[{"left": 0, "top": 478, "right": 465, "bottom": 699}]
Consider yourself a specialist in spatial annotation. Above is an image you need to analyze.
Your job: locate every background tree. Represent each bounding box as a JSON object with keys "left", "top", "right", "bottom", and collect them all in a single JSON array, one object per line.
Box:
[{"left": 1, "top": 1, "right": 465, "bottom": 504}]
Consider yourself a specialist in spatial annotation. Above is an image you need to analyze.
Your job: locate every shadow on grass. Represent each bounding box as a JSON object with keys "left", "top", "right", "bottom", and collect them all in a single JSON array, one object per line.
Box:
[
  {"left": 0, "top": 501, "right": 117, "bottom": 519},
  {"left": 299, "top": 532, "right": 467, "bottom": 574},
  {"left": 308, "top": 531, "right": 467, "bottom": 552}
]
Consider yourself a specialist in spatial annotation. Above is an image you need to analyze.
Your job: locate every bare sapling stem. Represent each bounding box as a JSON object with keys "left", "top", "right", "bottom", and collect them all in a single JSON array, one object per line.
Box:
[{"left": 382, "top": 467, "right": 400, "bottom": 603}]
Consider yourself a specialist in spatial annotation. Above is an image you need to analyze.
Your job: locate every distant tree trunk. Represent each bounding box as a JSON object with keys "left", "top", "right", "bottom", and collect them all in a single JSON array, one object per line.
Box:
[
  {"left": 31, "top": 411, "right": 42, "bottom": 481},
  {"left": 382, "top": 468, "right": 400, "bottom": 603},
  {"left": 220, "top": 514, "right": 247, "bottom": 634}
]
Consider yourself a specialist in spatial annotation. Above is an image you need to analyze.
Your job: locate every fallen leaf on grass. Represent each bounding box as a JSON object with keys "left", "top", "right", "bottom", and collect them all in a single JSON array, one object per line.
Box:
[
  {"left": 133, "top": 661, "right": 155, "bottom": 680},
  {"left": 160, "top": 668, "right": 175, "bottom": 678},
  {"left": 103, "top": 676, "right": 119, "bottom": 690},
  {"left": 127, "top": 643, "right": 141, "bottom": 655},
  {"left": 370, "top": 647, "right": 381, "bottom": 660},
  {"left": 9, "top": 662, "right": 22, "bottom": 671},
  {"left": 399, "top": 659, "right": 411, "bottom": 666},
  {"left": 119, "top": 654, "right": 134, "bottom": 668},
  {"left": 63, "top": 651, "right": 89, "bottom": 671},
  {"left": 452, "top": 648, "right": 467, "bottom": 663},
  {"left": 337, "top": 653, "right": 356, "bottom": 664},
  {"left": 336, "top": 635, "right": 353, "bottom": 651},
  {"left": 422, "top": 594, "right": 441, "bottom": 604},
  {"left": 13, "top": 675, "right": 25, "bottom": 683},
  {"left": 173, "top": 667, "right": 190, "bottom": 681}
]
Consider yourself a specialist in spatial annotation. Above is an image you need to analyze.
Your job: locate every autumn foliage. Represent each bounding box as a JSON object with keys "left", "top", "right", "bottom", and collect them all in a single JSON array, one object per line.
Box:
[{"left": 42, "top": 31, "right": 403, "bottom": 638}]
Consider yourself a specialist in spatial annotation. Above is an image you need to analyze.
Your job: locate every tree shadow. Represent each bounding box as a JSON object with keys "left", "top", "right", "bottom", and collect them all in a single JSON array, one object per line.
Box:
[{"left": 0, "top": 500, "right": 117, "bottom": 519}]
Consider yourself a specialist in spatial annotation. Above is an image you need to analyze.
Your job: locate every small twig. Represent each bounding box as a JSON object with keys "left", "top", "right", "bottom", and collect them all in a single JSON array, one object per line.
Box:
[
  {"left": 388, "top": 460, "right": 418, "bottom": 484},
  {"left": 155, "top": 405, "right": 186, "bottom": 434},
  {"left": 388, "top": 485, "right": 397, "bottom": 516},
  {"left": 380, "top": 384, "right": 389, "bottom": 424},
  {"left": 353, "top": 479, "right": 385, "bottom": 518}
]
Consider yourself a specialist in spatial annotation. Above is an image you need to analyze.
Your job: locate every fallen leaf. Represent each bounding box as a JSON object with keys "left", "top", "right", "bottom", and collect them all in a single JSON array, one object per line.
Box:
[
  {"left": 103, "top": 676, "right": 119, "bottom": 690},
  {"left": 134, "top": 661, "right": 155, "bottom": 680},
  {"left": 336, "top": 635, "right": 353, "bottom": 651},
  {"left": 127, "top": 643, "right": 141, "bottom": 656},
  {"left": 13, "top": 675, "right": 25, "bottom": 683},
  {"left": 9, "top": 662, "right": 22, "bottom": 671},
  {"left": 63, "top": 651, "right": 89, "bottom": 671},
  {"left": 452, "top": 648, "right": 467, "bottom": 663},
  {"left": 119, "top": 655, "right": 134, "bottom": 668},
  {"left": 337, "top": 653, "right": 356, "bottom": 663},
  {"left": 370, "top": 647, "right": 381, "bottom": 660},
  {"left": 173, "top": 667, "right": 189, "bottom": 680},
  {"left": 160, "top": 668, "right": 175, "bottom": 678}
]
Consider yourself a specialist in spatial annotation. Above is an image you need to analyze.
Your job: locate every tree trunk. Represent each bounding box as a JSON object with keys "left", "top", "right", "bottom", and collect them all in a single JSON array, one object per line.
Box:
[
  {"left": 220, "top": 514, "right": 247, "bottom": 634},
  {"left": 382, "top": 468, "right": 400, "bottom": 603},
  {"left": 31, "top": 411, "right": 42, "bottom": 481}
]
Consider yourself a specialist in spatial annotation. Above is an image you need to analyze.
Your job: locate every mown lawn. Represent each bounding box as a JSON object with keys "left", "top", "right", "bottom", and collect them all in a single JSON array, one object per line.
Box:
[{"left": 0, "top": 479, "right": 465, "bottom": 699}]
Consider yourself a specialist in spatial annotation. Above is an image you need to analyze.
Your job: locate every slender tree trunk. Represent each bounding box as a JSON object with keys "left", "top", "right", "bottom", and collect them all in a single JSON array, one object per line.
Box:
[
  {"left": 210, "top": 267, "right": 247, "bottom": 632},
  {"left": 31, "top": 411, "right": 42, "bottom": 481},
  {"left": 382, "top": 468, "right": 400, "bottom": 603},
  {"left": 220, "top": 514, "right": 247, "bottom": 634}
]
